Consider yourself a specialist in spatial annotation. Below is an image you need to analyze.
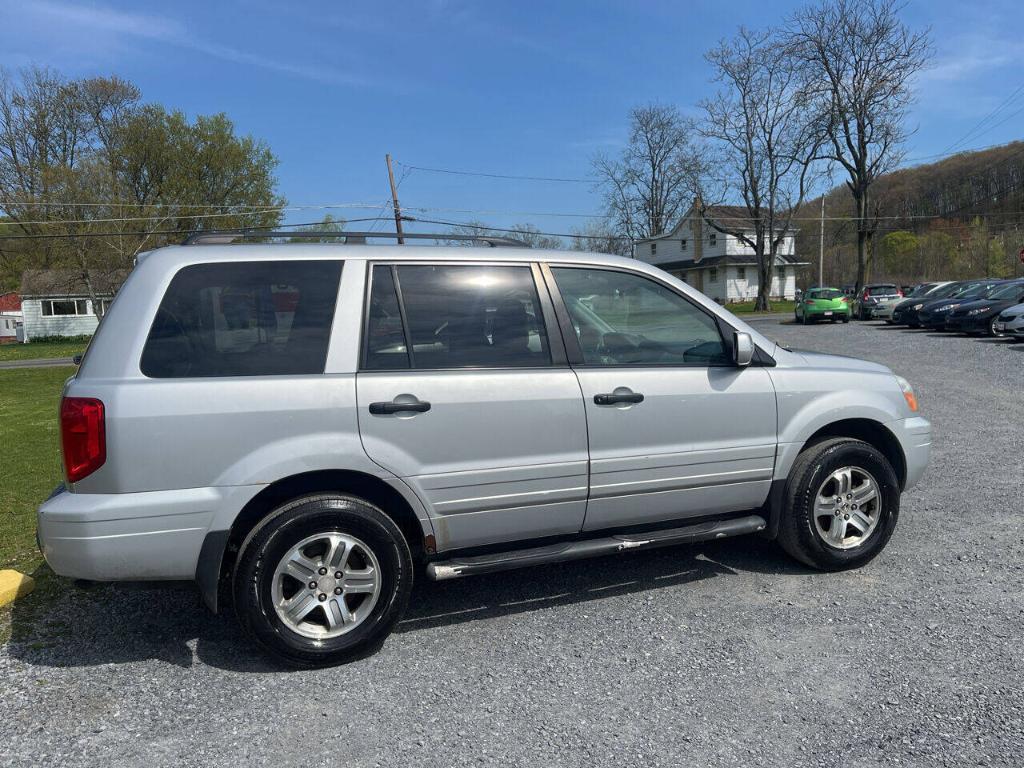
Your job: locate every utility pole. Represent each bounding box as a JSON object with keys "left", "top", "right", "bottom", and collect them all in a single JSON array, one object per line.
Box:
[
  {"left": 818, "top": 192, "right": 825, "bottom": 288},
  {"left": 385, "top": 154, "right": 404, "bottom": 244}
]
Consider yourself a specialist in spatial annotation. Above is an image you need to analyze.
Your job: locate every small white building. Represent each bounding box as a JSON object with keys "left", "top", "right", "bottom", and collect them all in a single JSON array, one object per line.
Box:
[
  {"left": 0, "top": 292, "right": 23, "bottom": 343},
  {"left": 19, "top": 270, "right": 126, "bottom": 342},
  {"left": 634, "top": 204, "right": 805, "bottom": 302}
]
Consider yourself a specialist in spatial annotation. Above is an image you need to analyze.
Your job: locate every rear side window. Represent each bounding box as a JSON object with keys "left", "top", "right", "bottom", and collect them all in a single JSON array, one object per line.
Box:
[
  {"left": 363, "top": 264, "right": 551, "bottom": 369},
  {"left": 141, "top": 260, "right": 342, "bottom": 378}
]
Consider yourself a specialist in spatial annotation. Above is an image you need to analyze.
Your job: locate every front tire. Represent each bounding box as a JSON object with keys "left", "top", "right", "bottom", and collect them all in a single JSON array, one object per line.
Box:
[
  {"left": 233, "top": 494, "right": 414, "bottom": 667},
  {"left": 777, "top": 438, "right": 900, "bottom": 571}
]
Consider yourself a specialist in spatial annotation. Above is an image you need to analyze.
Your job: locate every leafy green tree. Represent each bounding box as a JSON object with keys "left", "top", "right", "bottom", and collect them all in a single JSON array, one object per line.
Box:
[
  {"left": 0, "top": 66, "right": 283, "bottom": 307},
  {"left": 879, "top": 230, "right": 919, "bottom": 279}
]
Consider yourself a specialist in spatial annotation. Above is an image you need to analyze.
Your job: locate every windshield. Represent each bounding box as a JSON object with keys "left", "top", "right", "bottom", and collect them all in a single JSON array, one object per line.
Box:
[
  {"left": 929, "top": 283, "right": 966, "bottom": 298},
  {"left": 807, "top": 289, "right": 843, "bottom": 299},
  {"left": 988, "top": 282, "right": 1024, "bottom": 300},
  {"left": 907, "top": 283, "right": 935, "bottom": 297},
  {"left": 952, "top": 283, "right": 988, "bottom": 298}
]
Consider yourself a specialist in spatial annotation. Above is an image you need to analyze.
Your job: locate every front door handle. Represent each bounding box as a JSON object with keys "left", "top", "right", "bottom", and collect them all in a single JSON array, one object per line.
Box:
[
  {"left": 369, "top": 399, "right": 431, "bottom": 415},
  {"left": 594, "top": 391, "right": 644, "bottom": 406}
]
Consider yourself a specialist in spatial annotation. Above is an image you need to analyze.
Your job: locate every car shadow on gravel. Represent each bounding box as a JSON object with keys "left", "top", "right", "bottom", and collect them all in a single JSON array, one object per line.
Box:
[{"left": 6, "top": 537, "right": 808, "bottom": 672}]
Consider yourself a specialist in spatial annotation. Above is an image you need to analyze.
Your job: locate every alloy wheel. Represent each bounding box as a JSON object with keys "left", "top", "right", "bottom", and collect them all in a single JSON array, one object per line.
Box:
[
  {"left": 271, "top": 532, "right": 382, "bottom": 639},
  {"left": 811, "top": 466, "right": 882, "bottom": 550}
]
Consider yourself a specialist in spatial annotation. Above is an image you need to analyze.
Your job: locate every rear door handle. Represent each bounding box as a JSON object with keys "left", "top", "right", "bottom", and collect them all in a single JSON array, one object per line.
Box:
[
  {"left": 369, "top": 399, "right": 431, "bottom": 415},
  {"left": 594, "top": 392, "right": 644, "bottom": 405}
]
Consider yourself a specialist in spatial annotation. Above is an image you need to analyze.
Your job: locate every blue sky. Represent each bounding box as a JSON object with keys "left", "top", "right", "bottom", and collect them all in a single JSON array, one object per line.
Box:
[{"left": 2, "top": 0, "right": 1023, "bottom": 235}]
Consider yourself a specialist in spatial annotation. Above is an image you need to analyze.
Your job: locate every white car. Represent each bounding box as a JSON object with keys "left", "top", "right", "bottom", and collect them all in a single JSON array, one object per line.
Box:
[{"left": 994, "top": 302, "right": 1024, "bottom": 339}]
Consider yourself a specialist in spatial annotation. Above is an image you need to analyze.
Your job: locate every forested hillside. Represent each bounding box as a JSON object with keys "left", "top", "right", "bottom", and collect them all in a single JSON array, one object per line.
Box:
[{"left": 797, "top": 142, "right": 1024, "bottom": 286}]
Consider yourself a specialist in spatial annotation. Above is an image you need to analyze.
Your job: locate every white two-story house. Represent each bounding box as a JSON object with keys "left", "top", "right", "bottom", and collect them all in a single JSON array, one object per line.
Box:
[{"left": 634, "top": 204, "right": 805, "bottom": 303}]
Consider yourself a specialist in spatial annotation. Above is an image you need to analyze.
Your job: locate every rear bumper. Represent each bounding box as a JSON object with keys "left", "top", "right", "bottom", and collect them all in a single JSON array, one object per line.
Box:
[
  {"left": 890, "top": 416, "right": 932, "bottom": 491},
  {"left": 37, "top": 484, "right": 261, "bottom": 582},
  {"left": 871, "top": 305, "right": 895, "bottom": 318}
]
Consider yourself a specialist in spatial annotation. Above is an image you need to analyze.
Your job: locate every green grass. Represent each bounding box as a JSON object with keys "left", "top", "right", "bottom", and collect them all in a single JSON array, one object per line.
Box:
[
  {"left": 726, "top": 299, "right": 798, "bottom": 314},
  {"left": 0, "top": 366, "right": 70, "bottom": 570},
  {"left": 0, "top": 340, "right": 89, "bottom": 362},
  {"left": 0, "top": 367, "right": 73, "bottom": 633}
]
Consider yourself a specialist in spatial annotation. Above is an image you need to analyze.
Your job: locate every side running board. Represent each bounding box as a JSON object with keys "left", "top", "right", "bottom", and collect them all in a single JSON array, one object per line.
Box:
[{"left": 426, "top": 514, "right": 766, "bottom": 581}]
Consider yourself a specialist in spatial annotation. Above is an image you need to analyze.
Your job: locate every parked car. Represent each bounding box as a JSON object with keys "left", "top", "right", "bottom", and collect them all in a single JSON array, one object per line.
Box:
[
  {"left": 994, "top": 302, "right": 1024, "bottom": 339},
  {"left": 37, "top": 231, "right": 931, "bottom": 666},
  {"left": 852, "top": 284, "right": 903, "bottom": 320},
  {"left": 918, "top": 280, "right": 1006, "bottom": 330},
  {"left": 794, "top": 287, "right": 851, "bottom": 324},
  {"left": 944, "top": 280, "right": 1024, "bottom": 336},
  {"left": 891, "top": 281, "right": 972, "bottom": 327},
  {"left": 874, "top": 282, "right": 949, "bottom": 322}
]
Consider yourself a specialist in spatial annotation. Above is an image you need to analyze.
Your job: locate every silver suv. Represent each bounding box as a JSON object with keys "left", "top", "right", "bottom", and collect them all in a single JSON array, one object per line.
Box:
[{"left": 38, "top": 233, "right": 931, "bottom": 666}]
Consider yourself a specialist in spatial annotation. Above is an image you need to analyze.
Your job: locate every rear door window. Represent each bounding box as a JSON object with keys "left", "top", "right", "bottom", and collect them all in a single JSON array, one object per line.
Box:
[
  {"left": 363, "top": 264, "right": 552, "bottom": 369},
  {"left": 141, "top": 260, "right": 342, "bottom": 378}
]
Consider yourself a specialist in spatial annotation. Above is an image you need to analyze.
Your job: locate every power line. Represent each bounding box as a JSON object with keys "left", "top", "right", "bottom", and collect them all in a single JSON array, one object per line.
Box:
[
  {"left": 0, "top": 217, "right": 390, "bottom": 241},
  {"left": 394, "top": 160, "right": 594, "bottom": 184},
  {"left": 942, "top": 83, "right": 1024, "bottom": 155}
]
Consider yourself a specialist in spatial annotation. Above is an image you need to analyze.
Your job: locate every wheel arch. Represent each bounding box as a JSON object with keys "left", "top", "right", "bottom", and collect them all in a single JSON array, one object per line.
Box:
[
  {"left": 763, "top": 417, "right": 907, "bottom": 540},
  {"left": 197, "top": 469, "right": 435, "bottom": 613}
]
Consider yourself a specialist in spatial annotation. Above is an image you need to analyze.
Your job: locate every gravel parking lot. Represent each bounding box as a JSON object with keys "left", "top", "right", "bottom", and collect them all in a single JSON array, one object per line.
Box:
[{"left": 2, "top": 319, "right": 1022, "bottom": 768}]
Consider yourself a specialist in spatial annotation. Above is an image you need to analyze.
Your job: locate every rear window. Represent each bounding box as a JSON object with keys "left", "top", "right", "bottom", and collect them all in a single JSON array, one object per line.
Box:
[
  {"left": 865, "top": 285, "right": 898, "bottom": 295},
  {"left": 141, "top": 260, "right": 342, "bottom": 378},
  {"left": 808, "top": 289, "right": 843, "bottom": 299}
]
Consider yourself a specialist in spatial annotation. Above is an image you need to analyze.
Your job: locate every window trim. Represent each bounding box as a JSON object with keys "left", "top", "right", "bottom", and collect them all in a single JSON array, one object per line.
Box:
[
  {"left": 42, "top": 298, "right": 92, "bottom": 317},
  {"left": 541, "top": 262, "right": 739, "bottom": 369},
  {"left": 359, "top": 259, "right": 567, "bottom": 373}
]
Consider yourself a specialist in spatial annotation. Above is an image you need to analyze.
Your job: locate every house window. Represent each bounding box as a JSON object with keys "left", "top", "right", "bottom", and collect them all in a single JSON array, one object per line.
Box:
[
  {"left": 777, "top": 266, "right": 785, "bottom": 279},
  {"left": 737, "top": 267, "right": 746, "bottom": 280},
  {"left": 41, "top": 299, "right": 89, "bottom": 316},
  {"left": 650, "top": 243, "right": 657, "bottom": 256},
  {"left": 709, "top": 233, "right": 717, "bottom": 246},
  {"left": 709, "top": 268, "right": 718, "bottom": 282},
  {"left": 681, "top": 239, "right": 687, "bottom": 250}
]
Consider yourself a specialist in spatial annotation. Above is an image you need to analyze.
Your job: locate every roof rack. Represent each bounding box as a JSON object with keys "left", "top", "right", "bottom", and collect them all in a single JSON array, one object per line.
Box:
[{"left": 182, "top": 230, "right": 528, "bottom": 248}]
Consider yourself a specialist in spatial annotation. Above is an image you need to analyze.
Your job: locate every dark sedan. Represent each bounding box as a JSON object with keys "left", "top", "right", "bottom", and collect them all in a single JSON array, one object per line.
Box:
[
  {"left": 944, "top": 280, "right": 1024, "bottom": 336},
  {"left": 917, "top": 281, "right": 1006, "bottom": 329},
  {"left": 892, "top": 281, "right": 978, "bottom": 327}
]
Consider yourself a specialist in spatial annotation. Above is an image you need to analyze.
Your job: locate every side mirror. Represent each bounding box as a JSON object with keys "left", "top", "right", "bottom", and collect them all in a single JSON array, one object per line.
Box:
[{"left": 734, "top": 331, "right": 753, "bottom": 367}]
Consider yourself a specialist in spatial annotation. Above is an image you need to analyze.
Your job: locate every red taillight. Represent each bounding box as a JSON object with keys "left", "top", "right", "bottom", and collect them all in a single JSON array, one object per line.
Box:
[
  {"left": 897, "top": 290, "right": 904, "bottom": 297},
  {"left": 840, "top": 296, "right": 849, "bottom": 303},
  {"left": 862, "top": 290, "right": 869, "bottom": 300},
  {"left": 60, "top": 397, "right": 106, "bottom": 483},
  {"left": 805, "top": 299, "right": 815, "bottom": 305}
]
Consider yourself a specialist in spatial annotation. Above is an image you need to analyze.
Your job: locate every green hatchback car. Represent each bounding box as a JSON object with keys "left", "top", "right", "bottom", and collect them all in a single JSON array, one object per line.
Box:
[{"left": 795, "top": 288, "right": 852, "bottom": 324}]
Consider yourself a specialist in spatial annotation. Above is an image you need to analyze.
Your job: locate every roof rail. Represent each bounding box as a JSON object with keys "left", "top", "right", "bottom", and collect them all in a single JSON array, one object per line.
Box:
[{"left": 181, "top": 230, "right": 528, "bottom": 248}]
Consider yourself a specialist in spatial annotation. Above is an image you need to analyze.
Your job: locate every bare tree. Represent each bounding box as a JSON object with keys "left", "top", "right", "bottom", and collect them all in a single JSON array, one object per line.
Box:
[
  {"left": 592, "top": 104, "right": 702, "bottom": 247},
  {"left": 698, "top": 27, "right": 823, "bottom": 311},
  {"left": 441, "top": 221, "right": 564, "bottom": 249},
  {"left": 568, "top": 218, "right": 633, "bottom": 257},
  {"left": 787, "top": 0, "right": 931, "bottom": 292}
]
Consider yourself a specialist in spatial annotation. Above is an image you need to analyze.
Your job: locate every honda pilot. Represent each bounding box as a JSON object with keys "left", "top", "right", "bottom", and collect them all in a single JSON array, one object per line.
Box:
[{"left": 37, "top": 232, "right": 932, "bottom": 666}]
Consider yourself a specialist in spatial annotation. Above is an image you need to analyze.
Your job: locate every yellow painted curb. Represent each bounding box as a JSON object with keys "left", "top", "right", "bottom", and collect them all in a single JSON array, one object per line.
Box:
[{"left": 0, "top": 570, "right": 35, "bottom": 607}]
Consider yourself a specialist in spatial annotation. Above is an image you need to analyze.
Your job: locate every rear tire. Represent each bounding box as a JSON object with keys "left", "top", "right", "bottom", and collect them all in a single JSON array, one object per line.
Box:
[
  {"left": 233, "top": 494, "right": 414, "bottom": 667},
  {"left": 777, "top": 438, "right": 900, "bottom": 571}
]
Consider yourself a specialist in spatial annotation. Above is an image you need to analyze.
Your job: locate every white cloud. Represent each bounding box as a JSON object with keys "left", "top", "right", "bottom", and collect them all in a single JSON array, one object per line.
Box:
[{"left": 21, "top": 1, "right": 366, "bottom": 86}]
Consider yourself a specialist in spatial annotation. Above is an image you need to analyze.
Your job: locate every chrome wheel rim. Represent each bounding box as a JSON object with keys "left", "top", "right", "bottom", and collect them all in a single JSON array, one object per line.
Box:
[
  {"left": 271, "top": 532, "right": 382, "bottom": 639},
  {"left": 811, "top": 466, "right": 882, "bottom": 550}
]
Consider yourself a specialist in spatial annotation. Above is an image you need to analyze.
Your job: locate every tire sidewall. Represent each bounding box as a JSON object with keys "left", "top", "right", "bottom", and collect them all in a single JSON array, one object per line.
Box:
[
  {"left": 785, "top": 440, "right": 900, "bottom": 569},
  {"left": 234, "top": 496, "right": 413, "bottom": 666}
]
